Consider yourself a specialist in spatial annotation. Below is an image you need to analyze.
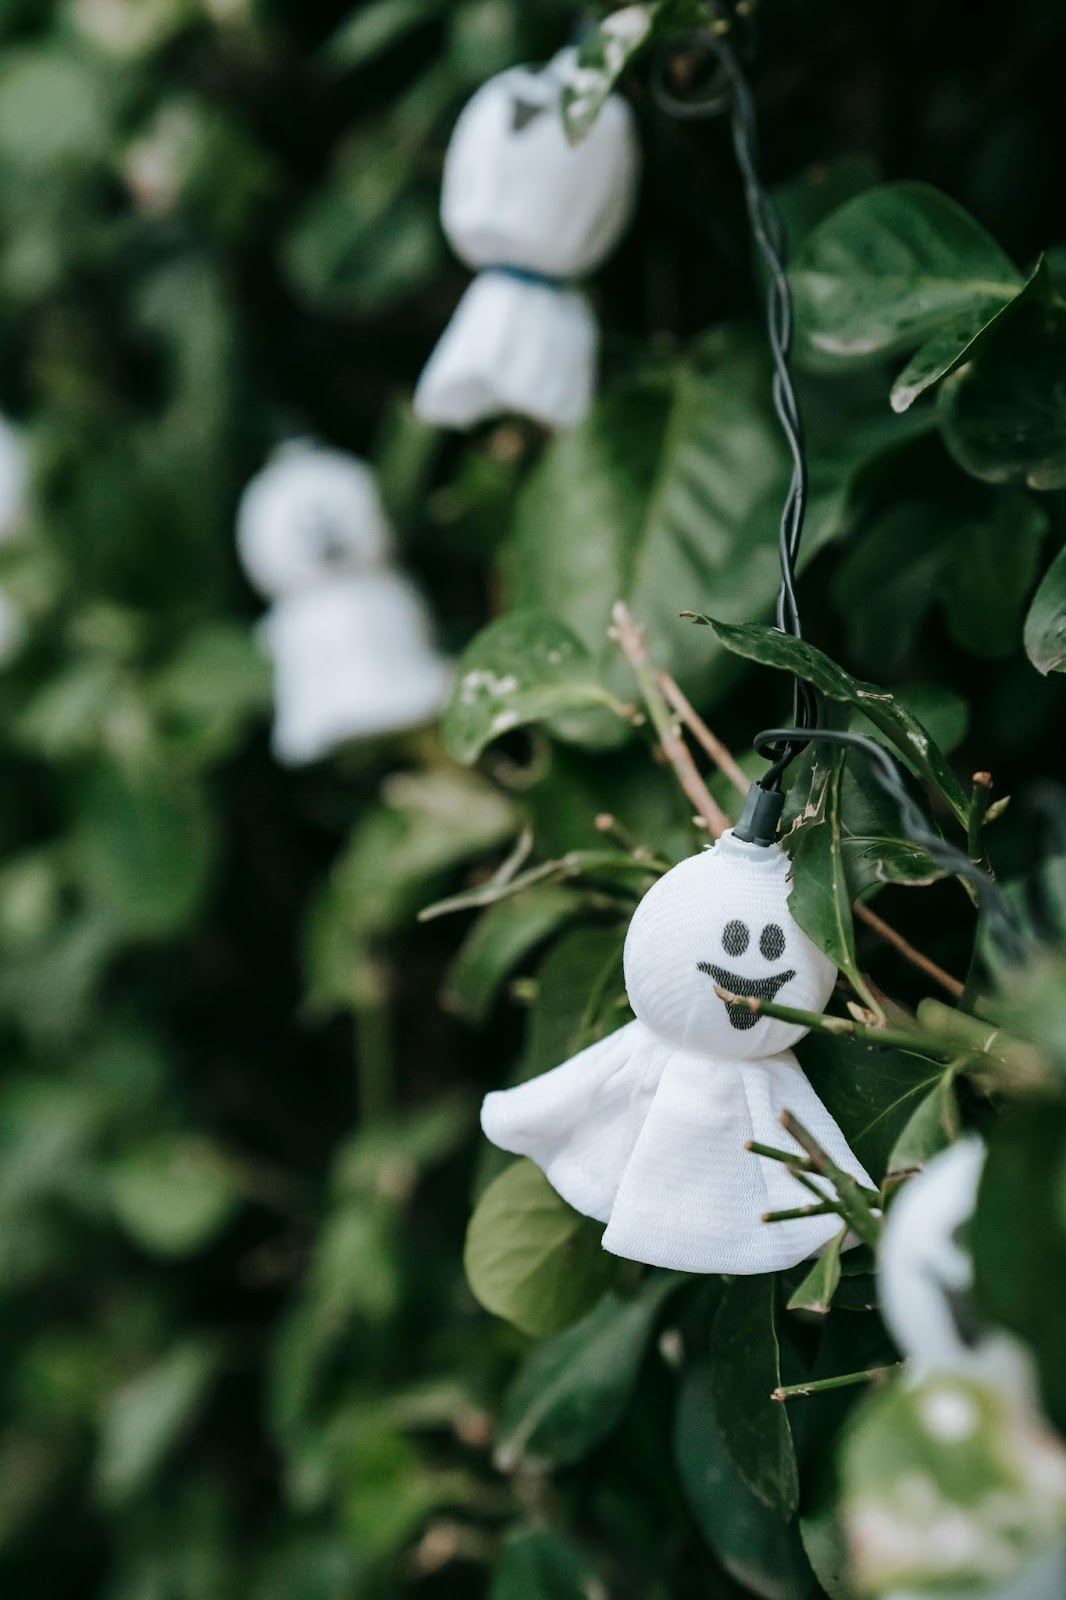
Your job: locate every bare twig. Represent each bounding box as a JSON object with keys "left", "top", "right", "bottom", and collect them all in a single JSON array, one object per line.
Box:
[
  {"left": 657, "top": 670, "right": 751, "bottom": 797},
  {"left": 609, "top": 602, "right": 731, "bottom": 837},
  {"left": 853, "top": 903, "right": 964, "bottom": 999}
]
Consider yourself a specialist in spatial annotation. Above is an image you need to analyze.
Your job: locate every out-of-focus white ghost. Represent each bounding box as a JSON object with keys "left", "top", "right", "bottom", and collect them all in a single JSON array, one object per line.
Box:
[
  {"left": 236, "top": 440, "right": 451, "bottom": 765},
  {"left": 875, "top": 1141, "right": 1066, "bottom": 1600},
  {"left": 414, "top": 50, "right": 640, "bottom": 431},
  {"left": 482, "top": 830, "right": 873, "bottom": 1273},
  {"left": 0, "top": 416, "right": 29, "bottom": 665},
  {"left": 0, "top": 415, "right": 29, "bottom": 544}
]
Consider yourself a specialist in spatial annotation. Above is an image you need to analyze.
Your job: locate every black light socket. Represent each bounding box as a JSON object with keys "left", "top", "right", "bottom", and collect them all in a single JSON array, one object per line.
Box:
[{"left": 732, "top": 783, "right": 785, "bottom": 847}]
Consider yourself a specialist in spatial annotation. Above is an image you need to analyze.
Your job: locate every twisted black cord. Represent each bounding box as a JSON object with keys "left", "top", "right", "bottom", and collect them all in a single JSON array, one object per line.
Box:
[
  {"left": 755, "top": 728, "right": 1029, "bottom": 966},
  {"left": 652, "top": 26, "right": 816, "bottom": 762}
]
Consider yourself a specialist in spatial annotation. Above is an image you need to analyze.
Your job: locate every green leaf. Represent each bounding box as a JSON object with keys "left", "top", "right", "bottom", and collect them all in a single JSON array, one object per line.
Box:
[
  {"left": 675, "top": 1360, "right": 814, "bottom": 1600},
  {"left": 517, "top": 925, "right": 631, "bottom": 1086},
  {"left": 108, "top": 1135, "right": 239, "bottom": 1257},
  {"left": 711, "top": 1277, "right": 799, "bottom": 1519},
  {"left": 702, "top": 618, "right": 969, "bottom": 824},
  {"left": 151, "top": 622, "right": 271, "bottom": 764},
  {"left": 71, "top": 765, "right": 216, "bottom": 937},
  {"left": 464, "top": 1159, "right": 613, "bottom": 1338},
  {"left": 800, "top": 1033, "right": 945, "bottom": 1182},
  {"left": 443, "top": 610, "right": 628, "bottom": 764},
  {"left": 938, "top": 261, "right": 1066, "bottom": 491},
  {"left": 1025, "top": 543, "right": 1066, "bottom": 675},
  {"left": 885, "top": 1070, "right": 960, "bottom": 1175},
  {"left": 0, "top": 47, "right": 113, "bottom": 171},
  {"left": 507, "top": 332, "right": 788, "bottom": 710},
  {"left": 973, "top": 1104, "right": 1066, "bottom": 1434},
  {"left": 443, "top": 884, "right": 586, "bottom": 1024},
  {"left": 890, "top": 261, "right": 1042, "bottom": 413},
  {"left": 495, "top": 1275, "right": 681, "bottom": 1471},
  {"left": 787, "top": 747, "right": 879, "bottom": 1012},
  {"left": 832, "top": 494, "right": 1047, "bottom": 670},
  {"left": 560, "top": 3, "right": 702, "bottom": 143},
  {"left": 490, "top": 1526, "right": 594, "bottom": 1600},
  {"left": 799, "top": 1498, "right": 858, "bottom": 1600},
  {"left": 305, "top": 769, "right": 516, "bottom": 1012},
  {"left": 774, "top": 156, "right": 881, "bottom": 255},
  {"left": 787, "top": 1225, "right": 848, "bottom": 1317},
  {"left": 842, "top": 1369, "right": 1066, "bottom": 1593},
  {"left": 791, "top": 181, "right": 1022, "bottom": 371},
  {"left": 96, "top": 1341, "right": 219, "bottom": 1505}
]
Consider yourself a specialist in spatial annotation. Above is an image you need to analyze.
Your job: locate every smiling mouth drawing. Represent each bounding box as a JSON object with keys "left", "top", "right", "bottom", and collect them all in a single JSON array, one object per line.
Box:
[{"left": 696, "top": 963, "right": 796, "bottom": 1030}]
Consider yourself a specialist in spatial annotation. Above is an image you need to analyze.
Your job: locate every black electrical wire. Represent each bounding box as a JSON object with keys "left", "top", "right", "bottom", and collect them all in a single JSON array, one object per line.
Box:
[
  {"left": 653, "top": 15, "right": 1035, "bottom": 970},
  {"left": 651, "top": 20, "right": 816, "bottom": 769}
]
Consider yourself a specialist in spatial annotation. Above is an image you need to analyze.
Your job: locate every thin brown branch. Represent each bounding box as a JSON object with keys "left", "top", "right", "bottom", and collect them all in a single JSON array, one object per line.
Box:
[
  {"left": 610, "top": 603, "right": 731, "bottom": 838},
  {"left": 854, "top": 903, "right": 964, "bottom": 999},
  {"left": 657, "top": 671, "right": 751, "bottom": 798}
]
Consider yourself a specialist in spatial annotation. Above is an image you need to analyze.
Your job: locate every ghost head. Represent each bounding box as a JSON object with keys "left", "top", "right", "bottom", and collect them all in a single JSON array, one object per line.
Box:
[
  {"left": 878, "top": 1139, "right": 987, "bottom": 1372},
  {"left": 236, "top": 440, "right": 391, "bottom": 599},
  {"left": 440, "top": 50, "right": 639, "bottom": 278},
  {"left": 623, "top": 831, "right": 836, "bottom": 1060}
]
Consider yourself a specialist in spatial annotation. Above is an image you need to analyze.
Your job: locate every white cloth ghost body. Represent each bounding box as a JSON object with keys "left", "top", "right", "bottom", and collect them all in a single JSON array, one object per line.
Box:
[
  {"left": 877, "top": 1142, "right": 1066, "bottom": 1600},
  {"left": 482, "top": 830, "right": 873, "bottom": 1274},
  {"left": 414, "top": 51, "right": 639, "bottom": 431},
  {"left": 237, "top": 441, "right": 451, "bottom": 765}
]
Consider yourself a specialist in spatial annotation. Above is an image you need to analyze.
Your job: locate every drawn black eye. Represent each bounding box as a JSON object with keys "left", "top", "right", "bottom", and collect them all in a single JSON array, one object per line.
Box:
[
  {"left": 511, "top": 96, "right": 547, "bottom": 133},
  {"left": 760, "top": 923, "right": 786, "bottom": 962},
  {"left": 722, "top": 919, "right": 749, "bottom": 957}
]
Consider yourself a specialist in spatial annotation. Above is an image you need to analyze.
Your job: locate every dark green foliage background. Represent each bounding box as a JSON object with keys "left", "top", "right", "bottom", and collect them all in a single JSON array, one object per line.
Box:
[{"left": 2, "top": 2, "right": 1066, "bottom": 1598}]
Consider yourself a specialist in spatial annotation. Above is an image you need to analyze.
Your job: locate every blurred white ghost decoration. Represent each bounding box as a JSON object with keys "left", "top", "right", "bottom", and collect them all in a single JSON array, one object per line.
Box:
[
  {"left": 0, "top": 415, "right": 29, "bottom": 542},
  {"left": 0, "top": 416, "right": 30, "bottom": 665},
  {"left": 482, "top": 830, "right": 873, "bottom": 1273},
  {"left": 237, "top": 440, "right": 451, "bottom": 765},
  {"left": 876, "top": 1141, "right": 1066, "bottom": 1600},
  {"left": 878, "top": 1138, "right": 1014, "bottom": 1380},
  {"left": 414, "top": 50, "right": 640, "bottom": 431}
]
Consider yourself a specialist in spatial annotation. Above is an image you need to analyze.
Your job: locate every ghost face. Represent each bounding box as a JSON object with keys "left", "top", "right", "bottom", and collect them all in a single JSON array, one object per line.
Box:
[
  {"left": 236, "top": 441, "right": 391, "bottom": 600},
  {"left": 622, "top": 833, "right": 836, "bottom": 1059},
  {"left": 440, "top": 52, "right": 639, "bottom": 277},
  {"left": 878, "top": 1139, "right": 987, "bottom": 1372}
]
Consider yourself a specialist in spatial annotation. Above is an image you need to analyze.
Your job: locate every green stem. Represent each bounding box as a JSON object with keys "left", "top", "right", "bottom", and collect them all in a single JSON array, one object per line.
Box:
[
  {"left": 772, "top": 1364, "right": 902, "bottom": 1402},
  {"left": 780, "top": 1112, "right": 882, "bottom": 1247},
  {"left": 967, "top": 773, "right": 993, "bottom": 868},
  {"left": 747, "top": 1138, "right": 880, "bottom": 1204},
  {"left": 716, "top": 986, "right": 955, "bottom": 1060},
  {"left": 762, "top": 1200, "right": 838, "bottom": 1223},
  {"left": 745, "top": 1139, "right": 818, "bottom": 1172}
]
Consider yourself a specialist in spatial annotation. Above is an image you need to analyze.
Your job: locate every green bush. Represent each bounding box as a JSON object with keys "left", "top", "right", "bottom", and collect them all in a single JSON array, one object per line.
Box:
[{"left": 2, "top": 3, "right": 1066, "bottom": 1598}]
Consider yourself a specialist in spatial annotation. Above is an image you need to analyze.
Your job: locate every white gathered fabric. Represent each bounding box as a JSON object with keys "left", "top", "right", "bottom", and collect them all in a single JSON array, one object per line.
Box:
[
  {"left": 237, "top": 441, "right": 451, "bottom": 765},
  {"left": 482, "top": 831, "right": 873, "bottom": 1274},
  {"left": 414, "top": 51, "right": 639, "bottom": 431}
]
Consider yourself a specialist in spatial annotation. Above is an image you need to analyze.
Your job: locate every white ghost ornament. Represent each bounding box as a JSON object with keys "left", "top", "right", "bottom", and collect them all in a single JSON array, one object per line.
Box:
[
  {"left": 237, "top": 441, "right": 451, "bottom": 765},
  {"left": 414, "top": 51, "right": 640, "bottom": 431},
  {"left": 875, "top": 1142, "right": 1066, "bottom": 1600},
  {"left": 0, "top": 416, "right": 29, "bottom": 542},
  {"left": 482, "top": 830, "right": 874, "bottom": 1274}
]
